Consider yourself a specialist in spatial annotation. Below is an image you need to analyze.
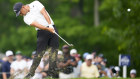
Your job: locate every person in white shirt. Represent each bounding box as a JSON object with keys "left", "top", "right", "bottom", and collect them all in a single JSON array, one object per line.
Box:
[
  {"left": 13, "top": 1, "right": 59, "bottom": 78},
  {"left": 10, "top": 51, "right": 27, "bottom": 79}
]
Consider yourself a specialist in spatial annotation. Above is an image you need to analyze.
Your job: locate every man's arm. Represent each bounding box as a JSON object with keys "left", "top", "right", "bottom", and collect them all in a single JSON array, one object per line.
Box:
[
  {"left": 58, "top": 60, "right": 71, "bottom": 68},
  {"left": 2, "top": 73, "right": 7, "bottom": 79},
  {"left": 2, "top": 63, "right": 7, "bottom": 79},
  {"left": 40, "top": 8, "right": 51, "bottom": 25},
  {"left": 10, "top": 68, "right": 15, "bottom": 76},
  {"left": 30, "top": 21, "right": 54, "bottom": 33},
  {"left": 69, "top": 57, "right": 77, "bottom": 67},
  {"left": 70, "top": 61, "right": 77, "bottom": 67}
]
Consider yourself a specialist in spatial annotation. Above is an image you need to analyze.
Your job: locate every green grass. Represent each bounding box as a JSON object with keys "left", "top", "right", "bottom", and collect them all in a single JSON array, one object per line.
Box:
[{"left": 15, "top": 77, "right": 140, "bottom": 79}]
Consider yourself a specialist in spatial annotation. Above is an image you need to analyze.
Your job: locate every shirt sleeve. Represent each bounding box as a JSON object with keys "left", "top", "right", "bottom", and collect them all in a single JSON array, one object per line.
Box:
[
  {"left": 2, "top": 62, "right": 7, "bottom": 72},
  {"left": 34, "top": 1, "right": 44, "bottom": 11},
  {"left": 24, "top": 16, "right": 34, "bottom": 25}
]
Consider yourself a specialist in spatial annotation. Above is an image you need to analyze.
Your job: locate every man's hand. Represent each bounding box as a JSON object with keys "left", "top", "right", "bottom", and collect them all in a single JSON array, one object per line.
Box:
[
  {"left": 67, "top": 60, "right": 71, "bottom": 64},
  {"left": 47, "top": 27, "right": 55, "bottom": 33},
  {"left": 30, "top": 21, "right": 55, "bottom": 33}
]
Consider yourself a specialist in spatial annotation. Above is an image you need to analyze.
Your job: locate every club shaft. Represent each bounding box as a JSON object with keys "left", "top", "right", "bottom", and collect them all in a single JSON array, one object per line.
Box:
[{"left": 55, "top": 32, "right": 71, "bottom": 46}]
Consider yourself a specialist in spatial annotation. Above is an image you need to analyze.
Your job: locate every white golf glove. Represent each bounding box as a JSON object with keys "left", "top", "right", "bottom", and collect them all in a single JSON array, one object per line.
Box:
[{"left": 49, "top": 24, "right": 54, "bottom": 30}]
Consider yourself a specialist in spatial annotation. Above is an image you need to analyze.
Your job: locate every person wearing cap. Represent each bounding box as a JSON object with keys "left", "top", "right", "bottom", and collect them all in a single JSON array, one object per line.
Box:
[
  {"left": 97, "top": 53, "right": 104, "bottom": 64},
  {"left": 10, "top": 51, "right": 27, "bottom": 78},
  {"left": 13, "top": 0, "right": 59, "bottom": 78},
  {"left": 70, "top": 49, "right": 77, "bottom": 57},
  {"left": 58, "top": 45, "right": 77, "bottom": 78},
  {"left": 2, "top": 50, "right": 14, "bottom": 79},
  {"left": 130, "top": 69, "right": 136, "bottom": 78},
  {"left": 80, "top": 54, "right": 99, "bottom": 78},
  {"left": 57, "top": 50, "right": 63, "bottom": 61},
  {"left": 73, "top": 54, "right": 82, "bottom": 78},
  {"left": 96, "top": 54, "right": 108, "bottom": 77},
  {"left": 100, "top": 58, "right": 108, "bottom": 77},
  {"left": 83, "top": 52, "right": 89, "bottom": 62}
]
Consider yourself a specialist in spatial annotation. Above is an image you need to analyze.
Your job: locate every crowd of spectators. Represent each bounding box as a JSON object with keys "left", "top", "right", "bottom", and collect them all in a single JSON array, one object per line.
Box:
[{"left": 0, "top": 45, "right": 137, "bottom": 79}]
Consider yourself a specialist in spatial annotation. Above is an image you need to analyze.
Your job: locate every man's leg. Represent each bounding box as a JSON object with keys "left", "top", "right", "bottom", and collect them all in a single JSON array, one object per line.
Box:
[
  {"left": 26, "top": 30, "right": 50, "bottom": 77},
  {"left": 47, "top": 26, "right": 59, "bottom": 78}
]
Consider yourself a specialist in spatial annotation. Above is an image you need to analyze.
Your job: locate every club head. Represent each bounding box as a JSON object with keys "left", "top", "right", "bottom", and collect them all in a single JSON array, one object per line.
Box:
[{"left": 69, "top": 44, "right": 74, "bottom": 47}]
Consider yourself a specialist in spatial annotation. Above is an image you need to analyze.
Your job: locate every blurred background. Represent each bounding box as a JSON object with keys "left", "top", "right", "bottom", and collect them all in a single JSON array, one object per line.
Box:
[{"left": 0, "top": 0, "right": 140, "bottom": 77}]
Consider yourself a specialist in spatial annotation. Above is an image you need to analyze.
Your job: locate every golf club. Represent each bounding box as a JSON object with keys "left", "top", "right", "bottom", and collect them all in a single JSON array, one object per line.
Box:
[{"left": 54, "top": 32, "right": 73, "bottom": 47}]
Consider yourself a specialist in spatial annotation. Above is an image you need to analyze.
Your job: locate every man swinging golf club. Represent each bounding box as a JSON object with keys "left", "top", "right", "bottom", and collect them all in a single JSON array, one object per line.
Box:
[{"left": 13, "top": 0, "right": 59, "bottom": 78}]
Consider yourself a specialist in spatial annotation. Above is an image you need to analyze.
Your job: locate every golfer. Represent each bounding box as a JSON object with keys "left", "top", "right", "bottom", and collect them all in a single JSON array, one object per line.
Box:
[{"left": 13, "top": 1, "right": 59, "bottom": 78}]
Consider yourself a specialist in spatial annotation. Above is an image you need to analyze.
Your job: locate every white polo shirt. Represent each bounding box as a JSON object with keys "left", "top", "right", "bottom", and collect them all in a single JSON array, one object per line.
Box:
[
  {"left": 10, "top": 60, "right": 27, "bottom": 78},
  {"left": 24, "top": 1, "right": 54, "bottom": 30}
]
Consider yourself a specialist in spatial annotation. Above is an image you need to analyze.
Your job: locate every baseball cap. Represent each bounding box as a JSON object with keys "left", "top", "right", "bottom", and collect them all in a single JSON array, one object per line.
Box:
[
  {"left": 16, "top": 51, "right": 22, "bottom": 55},
  {"left": 58, "top": 50, "right": 63, "bottom": 55},
  {"left": 98, "top": 53, "right": 104, "bottom": 58},
  {"left": 62, "top": 45, "right": 69, "bottom": 49},
  {"left": 130, "top": 69, "right": 136, "bottom": 74},
  {"left": 13, "top": 2, "right": 23, "bottom": 17},
  {"left": 86, "top": 54, "right": 93, "bottom": 60},
  {"left": 32, "top": 51, "right": 36, "bottom": 55},
  {"left": 114, "top": 66, "right": 120, "bottom": 72},
  {"left": 83, "top": 52, "right": 89, "bottom": 59},
  {"left": 70, "top": 49, "right": 77, "bottom": 55},
  {"left": 103, "top": 58, "right": 107, "bottom": 63},
  {"left": 5, "top": 50, "right": 13, "bottom": 57}
]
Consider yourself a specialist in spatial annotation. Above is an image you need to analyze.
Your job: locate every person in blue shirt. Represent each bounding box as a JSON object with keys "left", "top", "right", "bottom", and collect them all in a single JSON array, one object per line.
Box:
[{"left": 2, "top": 50, "right": 14, "bottom": 79}]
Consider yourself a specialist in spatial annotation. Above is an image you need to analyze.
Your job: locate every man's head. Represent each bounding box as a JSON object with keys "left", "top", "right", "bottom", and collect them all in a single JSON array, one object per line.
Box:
[
  {"left": 58, "top": 50, "right": 63, "bottom": 58},
  {"left": 70, "top": 49, "right": 77, "bottom": 57},
  {"left": 13, "top": 2, "right": 29, "bottom": 16},
  {"left": 97, "top": 53, "right": 104, "bottom": 63},
  {"left": 85, "top": 55, "right": 93, "bottom": 66},
  {"left": 32, "top": 51, "right": 37, "bottom": 59},
  {"left": 15, "top": 51, "right": 22, "bottom": 61},
  {"left": 5, "top": 50, "right": 14, "bottom": 60},
  {"left": 130, "top": 69, "right": 136, "bottom": 78},
  {"left": 62, "top": 45, "right": 70, "bottom": 54}
]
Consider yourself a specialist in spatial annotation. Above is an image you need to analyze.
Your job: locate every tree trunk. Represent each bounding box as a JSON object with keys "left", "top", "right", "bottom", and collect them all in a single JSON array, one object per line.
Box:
[
  {"left": 94, "top": 0, "right": 99, "bottom": 26},
  {"left": 79, "top": 0, "right": 84, "bottom": 15}
]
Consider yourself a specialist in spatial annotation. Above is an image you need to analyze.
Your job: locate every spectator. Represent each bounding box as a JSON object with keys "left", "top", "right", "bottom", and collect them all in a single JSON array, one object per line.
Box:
[
  {"left": 80, "top": 54, "right": 99, "bottom": 78},
  {"left": 130, "top": 69, "right": 136, "bottom": 78},
  {"left": 92, "top": 55, "right": 98, "bottom": 65},
  {"left": 0, "top": 58, "right": 3, "bottom": 79},
  {"left": 58, "top": 45, "right": 77, "bottom": 78},
  {"left": 70, "top": 49, "right": 77, "bottom": 57},
  {"left": 10, "top": 51, "right": 27, "bottom": 78},
  {"left": 106, "top": 66, "right": 114, "bottom": 78},
  {"left": 91, "top": 51, "right": 97, "bottom": 65},
  {"left": 57, "top": 50, "right": 63, "bottom": 60},
  {"left": 114, "top": 66, "right": 120, "bottom": 77},
  {"left": 27, "top": 51, "right": 44, "bottom": 79},
  {"left": 2, "top": 50, "right": 14, "bottom": 79},
  {"left": 95, "top": 54, "right": 107, "bottom": 77},
  {"left": 101, "top": 58, "right": 108, "bottom": 77},
  {"left": 73, "top": 54, "right": 82, "bottom": 78}
]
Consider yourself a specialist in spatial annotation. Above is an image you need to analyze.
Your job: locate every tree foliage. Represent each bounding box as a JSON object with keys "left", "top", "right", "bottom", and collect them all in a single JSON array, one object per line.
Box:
[{"left": 0, "top": 0, "right": 139, "bottom": 77}]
